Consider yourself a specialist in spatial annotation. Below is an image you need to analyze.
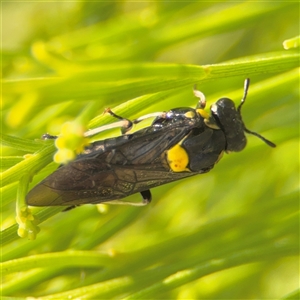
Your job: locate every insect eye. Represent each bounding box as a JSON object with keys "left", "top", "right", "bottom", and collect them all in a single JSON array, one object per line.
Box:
[
  {"left": 211, "top": 98, "right": 247, "bottom": 152},
  {"left": 210, "top": 79, "right": 276, "bottom": 151}
]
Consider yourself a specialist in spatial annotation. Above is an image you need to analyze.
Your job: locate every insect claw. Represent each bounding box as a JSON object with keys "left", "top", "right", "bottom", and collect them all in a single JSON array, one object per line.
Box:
[{"left": 104, "top": 108, "right": 124, "bottom": 120}]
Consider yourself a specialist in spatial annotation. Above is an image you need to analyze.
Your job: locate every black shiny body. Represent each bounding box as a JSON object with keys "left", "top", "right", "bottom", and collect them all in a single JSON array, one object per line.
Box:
[
  {"left": 26, "top": 79, "right": 275, "bottom": 207},
  {"left": 27, "top": 110, "right": 224, "bottom": 206}
]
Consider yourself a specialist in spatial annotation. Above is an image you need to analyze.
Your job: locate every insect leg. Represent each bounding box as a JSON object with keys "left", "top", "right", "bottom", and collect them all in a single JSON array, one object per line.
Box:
[
  {"left": 86, "top": 109, "right": 168, "bottom": 136},
  {"left": 62, "top": 205, "right": 78, "bottom": 212},
  {"left": 193, "top": 86, "right": 218, "bottom": 129},
  {"left": 132, "top": 112, "right": 167, "bottom": 125},
  {"left": 194, "top": 85, "right": 206, "bottom": 109},
  {"left": 140, "top": 190, "right": 152, "bottom": 204},
  {"left": 41, "top": 133, "right": 58, "bottom": 140},
  {"left": 103, "top": 190, "right": 152, "bottom": 206},
  {"left": 85, "top": 108, "right": 133, "bottom": 136}
]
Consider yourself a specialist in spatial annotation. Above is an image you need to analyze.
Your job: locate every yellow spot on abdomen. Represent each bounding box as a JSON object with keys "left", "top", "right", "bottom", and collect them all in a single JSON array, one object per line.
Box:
[{"left": 167, "top": 144, "right": 190, "bottom": 172}]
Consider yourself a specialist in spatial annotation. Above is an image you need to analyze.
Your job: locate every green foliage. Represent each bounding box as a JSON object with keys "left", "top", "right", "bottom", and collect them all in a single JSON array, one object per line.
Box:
[{"left": 1, "top": 2, "right": 299, "bottom": 299}]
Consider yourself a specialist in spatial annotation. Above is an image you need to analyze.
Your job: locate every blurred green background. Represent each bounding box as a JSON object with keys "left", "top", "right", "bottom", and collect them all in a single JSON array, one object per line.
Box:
[{"left": 1, "top": 1, "right": 299, "bottom": 299}]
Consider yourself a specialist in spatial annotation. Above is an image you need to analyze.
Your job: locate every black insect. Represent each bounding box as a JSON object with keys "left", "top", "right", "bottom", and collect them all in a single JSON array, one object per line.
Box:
[{"left": 26, "top": 79, "right": 276, "bottom": 207}]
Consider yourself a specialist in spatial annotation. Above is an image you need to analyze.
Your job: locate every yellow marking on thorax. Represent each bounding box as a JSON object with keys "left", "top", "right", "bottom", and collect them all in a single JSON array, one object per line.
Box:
[
  {"left": 184, "top": 111, "right": 195, "bottom": 119},
  {"left": 197, "top": 108, "right": 220, "bottom": 129},
  {"left": 196, "top": 109, "right": 209, "bottom": 119}
]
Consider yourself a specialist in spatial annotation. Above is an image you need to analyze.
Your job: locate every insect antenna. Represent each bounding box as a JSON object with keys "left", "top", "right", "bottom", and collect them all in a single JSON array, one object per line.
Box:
[{"left": 238, "top": 78, "right": 276, "bottom": 148}]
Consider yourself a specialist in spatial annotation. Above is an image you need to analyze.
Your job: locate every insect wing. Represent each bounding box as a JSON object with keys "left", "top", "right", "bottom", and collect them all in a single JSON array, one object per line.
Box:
[
  {"left": 26, "top": 124, "right": 193, "bottom": 206},
  {"left": 182, "top": 128, "right": 226, "bottom": 171}
]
